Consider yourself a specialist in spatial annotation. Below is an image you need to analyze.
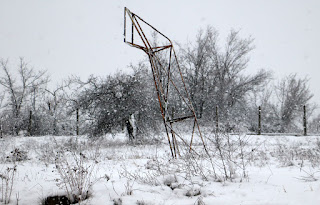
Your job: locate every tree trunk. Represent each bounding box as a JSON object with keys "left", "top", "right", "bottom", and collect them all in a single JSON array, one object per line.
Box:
[
  {"left": 0, "top": 120, "right": 2, "bottom": 137},
  {"left": 126, "top": 118, "right": 134, "bottom": 141},
  {"left": 215, "top": 106, "right": 219, "bottom": 133},
  {"left": 28, "top": 110, "right": 32, "bottom": 136},
  {"left": 76, "top": 107, "right": 79, "bottom": 136},
  {"left": 303, "top": 105, "right": 307, "bottom": 136}
]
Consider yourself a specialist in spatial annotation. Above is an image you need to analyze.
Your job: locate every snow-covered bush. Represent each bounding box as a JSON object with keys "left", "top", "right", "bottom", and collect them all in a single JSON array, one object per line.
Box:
[
  {"left": 119, "top": 165, "right": 161, "bottom": 186},
  {"left": 271, "top": 140, "right": 320, "bottom": 167},
  {"left": 54, "top": 148, "right": 98, "bottom": 204},
  {"left": 136, "top": 199, "right": 154, "bottom": 205},
  {"left": 163, "top": 175, "right": 178, "bottom": 189},
  {"left": 112, "top": 198, "right": 123, "bottom": 205},
  {"left": 36, "top": 142, "right": 57, "bottom": 166},
  {"left": 194, "top": 196, "right": 206, "bottom": 205},
  {"left": 187, "top": 131, "right": 252, "bottom": 181},
  {"left": 6, "top": 148, "right": 28, "bottom": 162},
  {"left": 185, "top": 185, "right": 201, "bottom": 197}
]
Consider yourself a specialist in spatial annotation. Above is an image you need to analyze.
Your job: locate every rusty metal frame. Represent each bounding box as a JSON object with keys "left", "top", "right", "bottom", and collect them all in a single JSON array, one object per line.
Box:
[{"left": 123, "top": 7, "right": 209, "bottom": 158}]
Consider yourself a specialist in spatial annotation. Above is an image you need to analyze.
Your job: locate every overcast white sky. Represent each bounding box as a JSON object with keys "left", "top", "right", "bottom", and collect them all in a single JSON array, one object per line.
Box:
[{"left": 1, "top": 0, "right": 320, "bottom": 104}]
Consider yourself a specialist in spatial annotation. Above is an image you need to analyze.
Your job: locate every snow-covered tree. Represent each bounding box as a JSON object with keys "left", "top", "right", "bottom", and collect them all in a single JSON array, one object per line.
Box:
[
  {"left": 0, "top": 58, "right": 48, "bottom": 135},
  {"left": 180, "top": 27, "right": 271, "bottom": 126},
  {"left": 273, "top": 74, "right": 314, "bottom": 132},
  {"left": 77, "top": 66, "right": 160, "bottom": 137}
]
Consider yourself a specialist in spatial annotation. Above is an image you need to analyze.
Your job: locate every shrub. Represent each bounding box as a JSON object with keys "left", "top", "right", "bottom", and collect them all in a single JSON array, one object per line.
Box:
[
  {"left": 6, "top": 148, "right": 28, "bottom": 162},
  {"left": 54, "top": 149, "right": 97, "bottom": 204}
]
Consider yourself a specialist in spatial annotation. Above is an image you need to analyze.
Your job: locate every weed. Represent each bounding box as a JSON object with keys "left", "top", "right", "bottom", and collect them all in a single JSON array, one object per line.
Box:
[
  {"left": 123, "top": 180, "right": 134, "bottom": 196},
  {"left": 194, "top": 196, "right": 205, "bottom": 205},
  {"left": 36, "top": 142, "right": 56, "bottom": 166},
  {"left": 0, "top": 165, "right": 17, "bottom": 204},
  {"left": 54, "top": 148, "right": 98, "bottom": 204},
  {"left": 119, "top": 165, "right": 161, "bottom": 186}
]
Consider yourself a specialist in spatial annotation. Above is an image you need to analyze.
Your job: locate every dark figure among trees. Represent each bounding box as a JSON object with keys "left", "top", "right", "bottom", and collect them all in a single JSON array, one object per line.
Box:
[{"left": 125, "top": 118, "right": 134, "bottom": 141}]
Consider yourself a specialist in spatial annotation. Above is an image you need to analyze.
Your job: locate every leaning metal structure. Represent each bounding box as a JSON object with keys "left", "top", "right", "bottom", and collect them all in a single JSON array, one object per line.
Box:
[{"left": 123, "top": 7, "right": 209, "bottom": 158}]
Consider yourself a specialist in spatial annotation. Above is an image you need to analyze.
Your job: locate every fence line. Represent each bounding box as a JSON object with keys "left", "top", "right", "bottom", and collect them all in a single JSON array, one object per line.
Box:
[{"left": 215, "top": 104, "right": 311, "bottom": 136}]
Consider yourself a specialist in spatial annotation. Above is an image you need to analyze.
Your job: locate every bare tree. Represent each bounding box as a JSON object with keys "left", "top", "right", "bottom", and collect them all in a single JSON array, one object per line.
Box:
[
  {"left": 0, "top": 58, "right": 48, "bottom": 135},
  {"left": 246, "top": 81, "right": 281, "bottom": 133},
  {"left": 210, "top": 30, "right": 271, "bottom": 122},
  {"left": 0, "top": 92, "right": 5, "bottom": 137},
  {"left": 308, "top": 114, "right": 320, "bottom": 134},
  {"left": 43, "top": 81, "right": 71, "bottom": 135},
  {"left": 180, "top": 27, "right": 271, "bottom": 125},
  {"left": 273, "top": 74, "right": 314, "bottom": 132},
  {"left": 180, "top": 27, "right": 217, "bottom": 118}
]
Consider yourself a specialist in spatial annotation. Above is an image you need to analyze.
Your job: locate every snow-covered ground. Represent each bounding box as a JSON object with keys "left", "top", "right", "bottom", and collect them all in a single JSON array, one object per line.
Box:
[{"left": 0, "top": 133, "right": 320, "bottom": 205}]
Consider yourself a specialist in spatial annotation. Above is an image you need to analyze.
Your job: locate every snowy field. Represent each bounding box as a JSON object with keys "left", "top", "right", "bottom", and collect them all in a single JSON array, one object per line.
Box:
[{"left": 0, "top": 133, "right": 320, "bottom": 205}]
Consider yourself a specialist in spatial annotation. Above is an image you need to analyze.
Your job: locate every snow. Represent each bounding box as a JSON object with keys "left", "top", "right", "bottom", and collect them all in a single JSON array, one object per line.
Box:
[{"left": 0, "top": 133, "right": 320, "bottom": 205}]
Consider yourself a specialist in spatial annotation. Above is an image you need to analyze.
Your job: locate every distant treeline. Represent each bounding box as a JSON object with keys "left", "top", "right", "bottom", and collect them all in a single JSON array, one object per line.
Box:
[{"left": 0, "top": 27, "right": 317, "bottom": 137}]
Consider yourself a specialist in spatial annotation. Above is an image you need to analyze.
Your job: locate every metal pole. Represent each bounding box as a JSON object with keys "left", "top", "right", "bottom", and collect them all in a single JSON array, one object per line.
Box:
[
  {"left": 170, "top": 107, "right": 177, "bottom": 158},
  {"left": 124, "top": 7, "right": 126, "bottom": 42}
]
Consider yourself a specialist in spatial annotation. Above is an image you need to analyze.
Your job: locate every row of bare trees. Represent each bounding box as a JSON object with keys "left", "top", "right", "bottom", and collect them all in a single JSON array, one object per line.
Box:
[
  {"left": 0, "top": 58, "right": 161, "bottom": 137},
  {"left": 179, "top": 27, "right": 316, "bottom": 134},
  {"left": 0, "top": 58, "right": 48, "bottom": 135},
  {"left": 0, "top": 58, "right": 82, "bottom": 136},
  {"left": 179, "top": 27, "right": 271, "bottom": 121},
  {"left": 246, "top": 74, "right": 315, "bottom": 133},
  {"left": 0, "top": 27, "right": 317, "bottom": 137}
]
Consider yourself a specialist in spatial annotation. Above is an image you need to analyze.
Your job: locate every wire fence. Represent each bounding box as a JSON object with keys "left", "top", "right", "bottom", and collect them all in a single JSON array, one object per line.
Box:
[{"left": 214, "top": 105, "right": 318, "bottom": 136}]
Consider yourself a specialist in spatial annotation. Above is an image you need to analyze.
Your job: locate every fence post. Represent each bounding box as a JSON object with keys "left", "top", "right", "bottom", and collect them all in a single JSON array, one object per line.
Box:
[
  {"left": 258, "top": 106, "right": 261, "bottom": 135},
  {"left": 303, "top": 105, "right": 307, "bottom": 136}
]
